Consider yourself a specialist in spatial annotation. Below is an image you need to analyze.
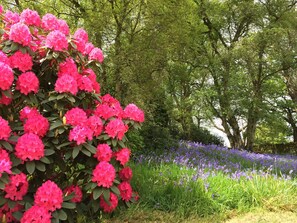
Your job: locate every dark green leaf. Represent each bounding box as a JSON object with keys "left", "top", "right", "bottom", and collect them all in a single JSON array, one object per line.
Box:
[
  {"left": 112, "top": 139, "right": 117, "bottom": 147},
  {"left": 44, "top": 149, "right": 55, "bottom": 156},
  {"left": 12, "top": 211, "right": 22, "bottom": 220},
  {"left": 57, "top": 141, "right": 72, "bottom": 149},
  {"left": 1, "top": 141, "right": 13, "bottom": 151},
  {"left": 40, "top": 156, "right": 51, "bottom": 164},
  {"left": 103, "top": 190, "right": 110, "bottom": 205},
  {"left": 35, "top": 162, "right": 46, "bottom": 172},
  {"left": 50, "top": 120, "right": 63, "bottom": 130},
  {"left": 72, "top": 146, "right": 80, "bottom": 159},
  {"left": 83, "top": 143, "right": 97, "bottom": 154},
  {"left": 63, "top": 193, "right": 75, "bottom": 201},
  {"left": 118, "top": 140, "right": 126, "bottom": 148},
  {"left": 81, "top": 148, "right": 91, "bottom": 157},
  {"left": 26, "top": 161, "right": 35, "bottom": 174},
  {"left": 0, "top": 197, "right": 7, "bottom": 206},
  {"left": 58, "top": 209, "right": 67, "bottom": 220},
  {"left": 93, "top": 187, "right": 103, "bottom": 200},
  {"left": 62, "top": 202, "right": 76, "bottom": 209},
  {"left": 110, "top": 185, "right": 120, "bottom": 196}
]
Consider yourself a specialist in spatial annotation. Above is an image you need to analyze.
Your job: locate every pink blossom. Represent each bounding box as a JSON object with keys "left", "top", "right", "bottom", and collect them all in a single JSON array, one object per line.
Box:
[
  {"left": 119, "top": 167, "right": 133, "bottom": 181},
  {"left": 4, "top": 10, "right": 20, "bottom": 25},
  {"left": 19, "top": 106, "right": 40, "bottom": 122},
  {"left": 123, "top": 104, "right": 145, "bottom": 123},
  {"left": 24, "top": 114, "right": 49, "bottom": 137},
  {"left": 94, "top": 144, "right": 112, "bottom": 162},
  {"left": 99, "top": 192, "right": 118, "bottom": 213},
  {"left": 41, "top": 13, "right": 59, "bottom": 31},
  {"left": 0, "top": 148, "right": 12, "bottom": 177},
  {"left": 55, "top": 74, "right": 78, "bottom": 95},
  {"left": 16, "top": 71, "right": 39, "bottom": 95},
  {"left": 34, "top": 180, "right": 63, "bottom": 211},
  {"left": 92, "top": 161, "right": 115, "bottom": 188},
  {"left": 0, "top": 51, "right": 10, "bottom": 65},
  {"left": 20, "top": 8, "right": 41, "bottom": 26},
  {"left": 57, "top": 19, "right": 70, "bottom": 35},
  {"left": 65, "top": 107, "right": 88, "bottom": 126},
  {"left": 74, "top": 28, "right": 88, "bottom": 43},
  {"left": 9, "top": 23, "right": 31, "bottom": 46},
  {"left": 46, "top": 30, "right": 68, "bottom": 51},
  {"left": 4, "top": 173, "right": 28, "bottom": 201},
  {"left": 9, "top": 51, "right": 33, "bottom": 72},
  {"left": 0, "top": 62, "right": 14, "bottom": 90},
  {"left": 15, "top": 133, "right": 44, "bottom": 161},
  {"left": 105, "top": 119, "right": 128, "bottom": 140},
  {"left": 21, "top": 205, "right": 51, "bottom": 223},
  {"left": 69, "top": 125, "right": 93, "bottom": 145},
  {"left": 63, "top": 185, "right": 83, "bottom": 203},
  {"left": 118, "top": 181, "right": 132, "bottom": 201},
  {"left": 0, "top": 116, "right": 11, "bottom": 140},
  {"left": 87, "top": 115, "right": 103, "bottom": 137},
  {"left": 0, "top": 5, "right": 3, "bottom": 14},
  {"left": 84, "top": 42, "right": 94, "bottom": 55},
  {"left": 94, "top": 104, "right": 115, "bottom": 120},
  {"left": 58, "top": 58, "right": 79, "bottom": 78},
  {"left": 0, "top": 92, "right": 12, "bottom": 105},
  {"left": 89, "top": 47, "right": 104, "bottom": 63},
  {"left": 77, "top": 75, "right": 93, "bottom": 92},
  {"left": 114, "top": 148, "right": 131, "bottom": 166}
]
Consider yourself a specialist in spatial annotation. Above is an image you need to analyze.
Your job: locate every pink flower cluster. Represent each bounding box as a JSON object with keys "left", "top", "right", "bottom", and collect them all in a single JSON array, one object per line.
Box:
[
  {"left": 0, "top": 116, "right": 11, "bottom": 140},
  {"left": 105, "top": 119, "right": 128, "bottom": 140},
  {"left": 16, "top": 71, "right": 39, "bottom": 95},
  {"left": 34, "top": 180, "right": 63, "bottom": 211},
  {"left": 21, "top": 205, "right": 51, "bottom": 223},
  {"left": 115, "top": 148, "right": 131, "bottom": 166},
  {"left": 118, "top": 181, "right": 132, "bottom": 201},
  {"left": 4, "top": 173, "right": 28, "bottom": 201},
  {"left": 15, "top": 133, "right": 44, "bottom": 161},
  {"left": 0, "top": 204, "right": 22, "bottom": 222},
  {"left": 94, "top": 144, "right": 112, "bottom": 162},
  {"left": 92, "top": 161, "right": 115, "bottom": 188},
  {"left": 0, "top": 62, "right": 13, "bottom": 91},
  {"left": 0, "top": 148, "right": 12, "bottom": 177},
  {"left": 119, "top": 167, "right": 133, "bottom": 181},
  {"left": 99, "top": 192, "right": 118, "bottom": 213},
  {"left": 124, "top": 104, "right": 145, "bottom": 123}
]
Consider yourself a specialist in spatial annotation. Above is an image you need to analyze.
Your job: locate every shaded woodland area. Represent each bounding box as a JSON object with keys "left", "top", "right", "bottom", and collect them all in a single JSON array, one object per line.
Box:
[{"left": 3, "top": 0, "right": 297, "bottom": 150}]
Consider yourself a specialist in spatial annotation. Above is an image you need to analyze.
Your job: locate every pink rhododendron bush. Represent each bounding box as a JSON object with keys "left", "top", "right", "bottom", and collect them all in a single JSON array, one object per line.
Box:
[{"left": 0, "top": 6, "right": 144, "bottom": 223}]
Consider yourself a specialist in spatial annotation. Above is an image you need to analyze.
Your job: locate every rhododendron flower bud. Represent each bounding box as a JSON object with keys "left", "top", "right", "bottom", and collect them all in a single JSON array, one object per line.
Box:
[
  {"left": 63, "top": 185, "right": 83, "bottom": 203},
  {"left": 15, "top": 133, "right": 44, "bottom": 161},
  {"left": 16, "top": 71, "right": 39, "bottom": 95},
  {"left": 4, "top": 173, "right": 28, "bottom": 200},
  {"left": 9, "top": 51, "right": 33, "bottom": 72},
  {"left": 119, "top": 167, "right": 133, "bottom": 181},
  {"left": 0, "top": 116, "right": 11, "bottom": 140},
  {"left": 0, "top": 148, "right": 12, "bottom": 177},
  {"left": 0, "top": 92, "right": 12, "bottom": 105},
  {"left": 115, "top": 148, "right": 131, "bottom": 166},
  {"left": 20, "top": 8, "right": 41, "bottom": 26},
  {"left": 24, "top": 114, "right": 49, "bottom": 137},
  {"left": 21, "top": 205, "right": 51, "bottom": 223},
  {"left": 94, "top": 144, "right": 112, "bottom": 162},
  {"left": 118, "top": 181, "right": 132, "bottom": 201},
  {"left": 124, "top": 104, "right": 145, "bottom": 123},
  {"left": 69, "top": 125, "right": 93, "bottom": 145},
  {"left": 55, "top": 74, "right": 78, "bottom": 95},
  {"left": 4, "top": 10, "right": 20, "bottom": 25},
  {"left": 19, "top": 106, "right": 40, "bottom": 121},
  {"left": 99, "top": 192, "right": 118, "bottom": 213},
  {"left": 92, "top": 161, "right": 116, "bottom": 188},
  {"left": 0, "top": 62, "right": 14, "bottom": 90},
  {"left": 9, "top": 23, "right": 31, "bottom": 46},
  {"left": 34, "top": 180, "right": 63, "bottom": 211},
  {"left": 0, "top": 204, "right": 22, "bottom": 223},
  {"left": 87, "top": 115, "right": 103, "bottom": 137},
  {"left": 41, "top": 13, "right": 59, "bottom": 31},
  {"left": 89, "top": 47, "right": 104, "bottom": 63},
  {"left": 65, "top": 107, "right": 88, "bottom": 126},
  {"left": 46, "top": 30, "right": 68, "bottom": 51},
  {"left": 105, "top": 119, "right": 128, "bottom": 140}
]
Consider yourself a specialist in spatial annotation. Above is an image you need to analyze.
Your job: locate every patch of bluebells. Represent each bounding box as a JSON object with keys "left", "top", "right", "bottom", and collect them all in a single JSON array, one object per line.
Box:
[{"left": 134, "top": 141, "right": 297, "bottom": 181}]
